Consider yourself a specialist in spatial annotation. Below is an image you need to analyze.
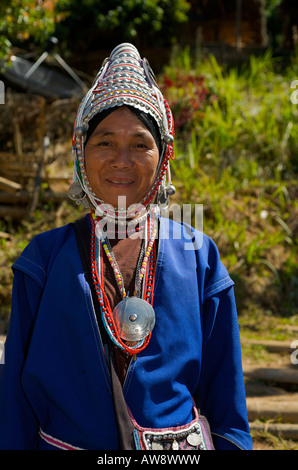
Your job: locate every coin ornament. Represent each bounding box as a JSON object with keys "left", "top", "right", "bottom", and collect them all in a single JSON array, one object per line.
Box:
[
  {"left": 186, "top": 432, "right": 202, "bottom": 447},
  {"left": 151, "top": 442, "right": 164, "bottom": 450}
]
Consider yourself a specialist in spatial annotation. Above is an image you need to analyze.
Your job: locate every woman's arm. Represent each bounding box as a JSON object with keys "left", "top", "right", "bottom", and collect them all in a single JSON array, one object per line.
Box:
[
  {"left": 0, "top": 271, "right": 42, "bottom": 449},
  {"left": 197, "top": 286, "right": 253, "bottom": 450}
]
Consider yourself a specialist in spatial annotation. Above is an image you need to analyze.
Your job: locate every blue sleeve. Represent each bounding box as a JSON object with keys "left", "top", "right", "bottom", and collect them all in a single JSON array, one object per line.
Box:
[
  {"left": 0, "top": 270, "right": 41, "bottom": 449},
  {"left": 197, "top": 285, "right": 253, "bottom": 450}
]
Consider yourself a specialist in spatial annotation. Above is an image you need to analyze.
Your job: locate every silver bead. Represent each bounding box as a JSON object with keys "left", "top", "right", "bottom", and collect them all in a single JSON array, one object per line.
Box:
[
  {"left": 75, "top": 123, "right": 89, "bottom": 138},
  {"left": 129, "top": 314, "right": 138, "bottom": 322},
  {"left": 166, "top": 184, "right": 176, "bottom": 196},
  {"left": 164, "top": 134, "right": 174, "bottom": 144}
]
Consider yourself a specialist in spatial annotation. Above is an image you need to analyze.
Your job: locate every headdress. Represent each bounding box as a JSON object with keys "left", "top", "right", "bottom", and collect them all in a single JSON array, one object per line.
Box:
[{"left": 69, "top": 43, "right": 175, "bottom": 220}]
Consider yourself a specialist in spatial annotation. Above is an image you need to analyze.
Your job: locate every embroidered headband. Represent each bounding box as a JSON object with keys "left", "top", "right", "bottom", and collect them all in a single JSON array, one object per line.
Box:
[
  {"left": 85, "top": 106, "right": 162, "bottom": 154},
  {"left": 69, "top": 43, "right": 175, "bottom": 218}
]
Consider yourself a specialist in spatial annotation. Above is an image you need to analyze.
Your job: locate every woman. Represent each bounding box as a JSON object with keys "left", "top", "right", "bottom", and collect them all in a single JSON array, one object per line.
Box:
[{"left": 0, "top": 44, "right": 252, "bottom": 450}]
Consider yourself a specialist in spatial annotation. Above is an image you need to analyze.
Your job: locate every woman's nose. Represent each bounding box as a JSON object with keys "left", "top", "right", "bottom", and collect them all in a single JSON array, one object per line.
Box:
[{"left": 110, "top": 147, "right": 133, "bottom": 168}]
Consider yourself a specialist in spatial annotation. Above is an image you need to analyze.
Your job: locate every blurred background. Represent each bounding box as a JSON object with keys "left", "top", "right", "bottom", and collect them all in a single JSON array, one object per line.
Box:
[{"left": 0, "top": 0, "right": 297, "bottom": 450}]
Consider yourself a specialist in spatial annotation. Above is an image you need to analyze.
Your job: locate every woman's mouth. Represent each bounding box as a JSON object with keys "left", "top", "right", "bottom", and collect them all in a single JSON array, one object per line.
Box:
[{"left": 107, "top": 179, "right": 134, "bottom": 186}]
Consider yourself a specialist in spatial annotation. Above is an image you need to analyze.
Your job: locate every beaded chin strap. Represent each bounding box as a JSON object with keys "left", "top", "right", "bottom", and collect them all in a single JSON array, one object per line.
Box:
[{"left": 68, "top": 42, "right": 175, "bottom": 220}]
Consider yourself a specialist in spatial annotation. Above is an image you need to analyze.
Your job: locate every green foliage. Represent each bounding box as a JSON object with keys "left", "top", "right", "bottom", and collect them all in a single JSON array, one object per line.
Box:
[
  {"left": 0, "top": 0, "right": 66, "bottom": 58},
  {"left": 95, "top": 0, "right": 189, "bottom": 37},
  {"left": 161, "top": 48, "right": 298, "bottom": 318},
  {"left": 265, "top": 0, "right": 283, "bottom": 49},
  {"left": 54, "top": 0, "right": 190, "bottom": 51},
  {"left": 163, "top": 48, "right": 298, "bottom": 174},
  {"left": 0, "top": 0, "right": 190, "bottom": 60}
]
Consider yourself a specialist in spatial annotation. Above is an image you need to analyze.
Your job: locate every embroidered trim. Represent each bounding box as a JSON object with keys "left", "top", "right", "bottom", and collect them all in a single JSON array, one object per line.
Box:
[
  {"left": 129, "top": 403, "right": 214, "bottom": 451},
  {"left": 141, "top": 421, "right": 208, "bottom": 451},
  {"left": 39, "top": 428, "right": 84, "bottom": 450}
]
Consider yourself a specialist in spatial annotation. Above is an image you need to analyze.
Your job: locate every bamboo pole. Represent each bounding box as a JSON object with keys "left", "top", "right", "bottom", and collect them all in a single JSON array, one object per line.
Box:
[
  {"left": 0, "top": 190, "right": 67, "bottom": 204},
  {"left": 244, "top": 339, "right": 294, "bottom": 354},
  {"left": 0, "top": 206, "right": 26, "bottom": 219},
  {"left": 244, "top": 366, "right": 298, "bottom": 385},
  {"left": 0, "top": 176, "right": 22, "bottom": 194},
  {"left": 247, "top": 395, "right": 298, "bottom": 423}
]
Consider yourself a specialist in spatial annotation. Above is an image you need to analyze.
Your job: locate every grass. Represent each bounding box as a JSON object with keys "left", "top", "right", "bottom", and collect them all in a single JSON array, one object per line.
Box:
[
  {"left": 159, "top": 48, "right": 298, "bottom": 332},
  {"left": 251, "top": 429, "right": 298, "bottom": 450}
]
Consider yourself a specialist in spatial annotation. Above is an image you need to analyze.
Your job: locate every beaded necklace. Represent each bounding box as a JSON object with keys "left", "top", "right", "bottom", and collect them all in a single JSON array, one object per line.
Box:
[{"left": 89, "top": 209, "right": 158, "bottom": 356}]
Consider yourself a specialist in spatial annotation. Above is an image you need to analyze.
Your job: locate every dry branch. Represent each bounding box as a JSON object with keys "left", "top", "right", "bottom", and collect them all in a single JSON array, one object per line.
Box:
[
  {"left": 0, "top": 176, "right": 22, "bottom": 194},
  {"left": 250, "top": 422, "right": 298, "bottom": 441},
  {"left": 244, "top": 366, "right": 298, "bottom": 385}
]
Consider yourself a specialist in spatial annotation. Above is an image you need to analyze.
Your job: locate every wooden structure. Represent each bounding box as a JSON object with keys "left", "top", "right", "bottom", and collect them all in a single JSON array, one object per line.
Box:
[
  {"left": 0, "top": 94, "right": 75, "bottom": 220},
  {"left": 182, "top": 0, "right": 268, "bottom": 48},
  {"left": 0, "top": 149, "right": 71, "bottom": 220},
  {"left": 72, "top": 1, "right": 269, "bottom": 74},
  {"left": 280, "top": 0, "right": 298, "bottom": 49}
]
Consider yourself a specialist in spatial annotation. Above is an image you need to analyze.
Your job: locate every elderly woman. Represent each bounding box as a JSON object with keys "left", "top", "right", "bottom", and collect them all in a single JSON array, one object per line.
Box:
[{"left": 0, "top": 44, "right": 252, "bottom": 450}]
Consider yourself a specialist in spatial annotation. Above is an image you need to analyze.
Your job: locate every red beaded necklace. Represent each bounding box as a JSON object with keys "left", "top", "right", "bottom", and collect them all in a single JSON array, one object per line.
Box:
[{"left": 89, "top": 211, "right": 157, "bottom": 356}]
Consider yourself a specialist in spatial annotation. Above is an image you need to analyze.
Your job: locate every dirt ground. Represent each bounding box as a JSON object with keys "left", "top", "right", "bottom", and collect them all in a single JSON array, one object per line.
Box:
[{"left": 242, "top": 340, "right": 298, "bottom": 450}]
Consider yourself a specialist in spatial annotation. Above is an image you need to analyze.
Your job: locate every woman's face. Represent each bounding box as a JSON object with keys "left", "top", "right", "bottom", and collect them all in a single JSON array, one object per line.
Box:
[{"left": 85, "top": 106, "right": 160, "bottom": 209}]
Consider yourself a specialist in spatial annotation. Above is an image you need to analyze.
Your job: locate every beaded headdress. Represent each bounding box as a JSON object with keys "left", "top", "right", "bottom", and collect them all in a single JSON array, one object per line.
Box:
[{"left": 69, "top": 43, "right": 175, "bottom": 219}]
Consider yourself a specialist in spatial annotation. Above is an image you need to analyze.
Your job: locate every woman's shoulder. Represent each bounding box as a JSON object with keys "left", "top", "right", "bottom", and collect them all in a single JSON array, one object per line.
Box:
[
  {"left": 159, "top": 216, "right": 218, "bottom": 254},
  {"left": 160, "top": 217, "right": 234, "bottom": 298},
  {"left": 24, "top": 220, "right": 75, "bottom": 252},
  {"left": 12, "top": 221, "right": 78, "bottom": 287}
]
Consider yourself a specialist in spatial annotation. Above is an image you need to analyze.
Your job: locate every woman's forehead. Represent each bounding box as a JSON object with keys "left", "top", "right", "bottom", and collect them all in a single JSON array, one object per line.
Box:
[{"left": 92, "top": 107, "right": 152, "bottom": 131}]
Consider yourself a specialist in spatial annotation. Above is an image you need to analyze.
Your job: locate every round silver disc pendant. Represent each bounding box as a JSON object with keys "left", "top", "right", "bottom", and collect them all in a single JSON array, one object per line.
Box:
[{"left": 112, "top": 297, "right": 156, "bottom": 342}]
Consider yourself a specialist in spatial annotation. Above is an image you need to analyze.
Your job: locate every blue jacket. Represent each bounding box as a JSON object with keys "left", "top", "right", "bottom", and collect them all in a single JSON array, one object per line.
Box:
[{"left": 0, "top": 216, "right": 252, "bottom": 450}]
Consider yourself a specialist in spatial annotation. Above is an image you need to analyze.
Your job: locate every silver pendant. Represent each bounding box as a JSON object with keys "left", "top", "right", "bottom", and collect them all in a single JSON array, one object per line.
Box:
[
  {"left": 172, "top": 439, "right": 179, "bottom": 450},
  {"left": 112, "top": 297, "right": 155, "bottom": 342},
  {"left": 68, "top": 181, "right": 84, "bottom": 201}
]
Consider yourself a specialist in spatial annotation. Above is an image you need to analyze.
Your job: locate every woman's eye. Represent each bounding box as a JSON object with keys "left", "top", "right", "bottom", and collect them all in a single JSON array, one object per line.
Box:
[
  {"left": 135, "top": 142, "right": 148, "bottom": 149},
  {"left": 98, "top": 141, "right": 110, "bottom": 147}
]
